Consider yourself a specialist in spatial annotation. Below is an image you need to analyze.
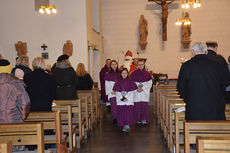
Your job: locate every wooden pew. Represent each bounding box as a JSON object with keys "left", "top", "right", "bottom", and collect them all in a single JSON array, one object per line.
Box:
[
  {"left": 153, "top": 85, "right": 176, "bottom": 116},
  {"left": 0, "top": 141, "right": 12, "bottom": 153},
  {"left": 0, "top": 123, "right": 44, "bottom": 153},
  {"left": 196, "top": 136, "right": 230, "bottom": 153},
  {"left": 52, "top": 105, "right": 77, "bottom": 152},
  {"left": 184, "top": 121, "right": 230, "bottom": 153},
  {"left": 166, "top": 101, "right": 185, "bottom": 150},
  {"left": 25, "top": 111, "right": 70, "bottom": 152},
  {"left": 77, "top": 90, "right": 96, "bottom": 127},
  {"left": 52, "top": 99, "right": 85, "bottom": 145},
  {"left": 92, "top": 88, "right": 100, "bottom": 121},
  {"left": 78, "top": 95, "right": 91, "bottom": 135}
]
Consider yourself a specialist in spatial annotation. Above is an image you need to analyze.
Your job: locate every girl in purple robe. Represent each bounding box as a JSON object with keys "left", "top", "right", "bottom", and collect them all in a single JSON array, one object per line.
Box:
[
  {"left": 113, "top": 68, "right": 138, "bottom": 132},
  {"left": 130, "top": 59, "right": 152, "bottom": 125},
  {"left": 105, "top": 60, "right": 120, "bottom": 124}
]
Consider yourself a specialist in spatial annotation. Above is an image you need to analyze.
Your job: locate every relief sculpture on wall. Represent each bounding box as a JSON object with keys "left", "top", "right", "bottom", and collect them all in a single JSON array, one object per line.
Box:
[
  {"left": 139, "top": 15, "right": 148, "bottom": 50},
  {"left": 181, "top": 12, "right": 192, "bottom": 49},
  {"left": 63, "top": 40, "right": 73, "bottom": 56},
  {"left": 15, "top": 41, "right": 27, "bottom": 56}
]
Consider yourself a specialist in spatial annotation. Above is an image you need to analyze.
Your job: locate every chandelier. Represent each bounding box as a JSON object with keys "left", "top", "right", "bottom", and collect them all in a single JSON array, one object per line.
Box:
[
  {"left": 39, "top": 0, "right": 57, "bottom": 14},
  {"left": 175, "top": 12, "right": 191, "bottom": 26},
  {"left": 182, "top": 0, "right": 201, "bottom": 9}
]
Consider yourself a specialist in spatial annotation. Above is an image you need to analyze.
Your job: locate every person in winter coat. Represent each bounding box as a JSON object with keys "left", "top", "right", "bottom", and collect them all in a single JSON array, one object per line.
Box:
[{"left": 0, "top": 59, "right": 30, "bottom": 123}]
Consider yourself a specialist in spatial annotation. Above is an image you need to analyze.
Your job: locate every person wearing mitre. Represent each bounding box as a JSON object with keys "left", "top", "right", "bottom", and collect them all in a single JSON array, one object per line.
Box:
[
  {"left": 130, "top": 58, "right": 152, "bottom": 125},
  {"left": 120, "top": 50, "right": 137, "bottom": 73}
]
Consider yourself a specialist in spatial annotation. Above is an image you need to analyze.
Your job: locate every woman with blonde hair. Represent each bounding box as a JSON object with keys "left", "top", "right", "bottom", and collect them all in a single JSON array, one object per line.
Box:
[
  {"left": 76, "top": 63, "right": 94, "bottom": 90},
  {"left": 24, "top": 57, "right": 55, "bottom": 111},
  {"left": 12, "top": 55, "right": 32, "bottom": 80}
]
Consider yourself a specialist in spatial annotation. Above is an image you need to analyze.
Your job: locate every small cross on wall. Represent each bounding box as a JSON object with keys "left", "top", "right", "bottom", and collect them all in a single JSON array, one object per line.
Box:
[{"left": 41, "top": 43, "right": 47, "bottom": 51}]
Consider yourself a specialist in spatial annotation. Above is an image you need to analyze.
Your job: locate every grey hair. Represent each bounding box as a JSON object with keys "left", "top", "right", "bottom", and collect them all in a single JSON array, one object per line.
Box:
[
  {"left": 32, "top": 57, "right": 45, "bottom": 70},
  {"left": 192, "top": 42, "right": 207, "bottom": 53}
]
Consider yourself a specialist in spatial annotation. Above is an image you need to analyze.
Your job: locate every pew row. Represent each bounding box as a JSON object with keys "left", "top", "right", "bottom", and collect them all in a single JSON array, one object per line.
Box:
[{"left": 0, "top": 123, "right": 44, "bottom": 153}]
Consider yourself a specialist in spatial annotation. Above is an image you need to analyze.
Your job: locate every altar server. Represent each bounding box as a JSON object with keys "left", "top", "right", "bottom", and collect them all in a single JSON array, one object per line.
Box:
[
  {"left": 105, "top": 60, "right": 120, "bottom": 123},
  {"left": 130, "top": 59, "right": 152, "bottom": 125},
  {"left": 113, "top": 68, "right": 138, "bottom": 132}
]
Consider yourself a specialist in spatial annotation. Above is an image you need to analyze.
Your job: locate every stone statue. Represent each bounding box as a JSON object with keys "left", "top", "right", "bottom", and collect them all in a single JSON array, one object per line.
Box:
[
  {"left": 63, "top": 40, "right": 73, "bottom": 56},
  {"left": 139, "top": 15, "right": 148, "bottom": 50},
  {"left": 15, "top": 41, "right": 27, "bottom": 56},
  {"left": 181, "top": 12, "right": 192, "bottom": 49},
  {"left": 149, "top": 0, "right": 174, "bottom": 41}
]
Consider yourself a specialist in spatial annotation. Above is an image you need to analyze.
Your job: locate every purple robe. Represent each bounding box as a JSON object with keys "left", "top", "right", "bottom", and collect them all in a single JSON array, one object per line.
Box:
[
  {"left": 113, "top": 78, "right": 138, "bottom": 127},
  {"left": 99, "top": 65, "right": 109, "bottom": 103},
  {"left": 105, "top": 71, "right": 120, "bottom": 119},
  {"left": 130, "top": 69, "right": 152, "bottom": 123}
]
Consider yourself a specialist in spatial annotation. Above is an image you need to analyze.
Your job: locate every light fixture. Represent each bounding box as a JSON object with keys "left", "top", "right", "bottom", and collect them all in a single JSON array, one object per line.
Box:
[
  {"left": 39, "top": 0, "right": 57, "bottom": 15},
  {"left": 175, "top": 12, "right": 191, "bottom": 26},
  {"left": 181, "top": 0, "right": 201, "bottom": 9}
]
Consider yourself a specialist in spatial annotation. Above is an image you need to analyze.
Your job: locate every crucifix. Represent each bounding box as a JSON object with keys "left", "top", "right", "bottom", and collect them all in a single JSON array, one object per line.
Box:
[
  {"left": 41, "top": 43, "right": 47, "bottom": 51},
  {"left": 148, "top": 0, "right": 175, "bottom": 41}
]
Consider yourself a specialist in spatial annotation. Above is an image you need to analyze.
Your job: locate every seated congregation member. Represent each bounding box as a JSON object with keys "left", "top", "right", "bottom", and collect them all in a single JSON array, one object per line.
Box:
[
  {"left": 0, "top": 59, "right": 30, "bottom": 123},
  {"left": 53, "top": 54, "right": 78, "bottom": 100},
  {"left": 76, "top": 63, "right": 94, "bottom": 90},
  {"left": 113, "top": 68, "right": 138, "bottom": 132},
  {"left": 130, "top": 59, "right": 152, "bottom": 125},
  {"left": 226, "top": 56, "right": 230, "bottom": 103},
  {"left": 105, "top": 60, "right": 120, "bottom": 123},
  {"left": 11, "top": 55, "right": 32, "bottom": 80},
  {"left": 177, "top": 42, "right": 230, "bottom": 120},
  {"left": 24, "top": 57, "right": 55, "bottom": 112}
]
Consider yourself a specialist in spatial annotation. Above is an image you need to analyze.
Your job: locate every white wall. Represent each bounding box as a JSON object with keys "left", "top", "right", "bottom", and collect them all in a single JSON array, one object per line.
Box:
[
  {"left": 102, "top": 0, "right": 230, "bottom": 78},
  {"left": 0, "top": 0, "right": 88, "bottom": 69}
]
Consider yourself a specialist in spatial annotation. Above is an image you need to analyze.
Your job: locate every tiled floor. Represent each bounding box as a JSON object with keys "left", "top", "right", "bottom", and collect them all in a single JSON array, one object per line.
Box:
[{"left": 78, "top": 106, "right": 169, "bottom": 153}]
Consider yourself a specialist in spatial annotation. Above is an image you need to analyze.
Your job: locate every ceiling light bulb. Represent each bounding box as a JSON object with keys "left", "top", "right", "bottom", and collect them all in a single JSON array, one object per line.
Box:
[
  {"left": 182, "top": 4, "right": 185, "bottom": 8},
  {"left": 52, "top": 8, "right": 57, "bottom": 14},
  {"left": 185, "top": 3, "right": 190, "bottom": 9},
  {"left": 45, "top": 8, "right": 51, "bottom": 14},
  {"left": 39, "top": 8, "right": 45, "bottom": 14},
  {"left": 193, "top": 3, "right": 198, "bottom": 8}
]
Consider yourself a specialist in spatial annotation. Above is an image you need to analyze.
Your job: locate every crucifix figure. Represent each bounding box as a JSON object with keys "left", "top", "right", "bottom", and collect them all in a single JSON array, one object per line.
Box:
[{"left": 148, "top": 0, "right": 174, "bottom": 41}]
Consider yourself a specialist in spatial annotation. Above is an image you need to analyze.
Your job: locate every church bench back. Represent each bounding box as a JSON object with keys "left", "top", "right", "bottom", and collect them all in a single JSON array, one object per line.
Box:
[
  {"left": 78, "top": 95, "right": 91, "bottom": 135},
  {"left": 0, "top": 141, "right": 12, "bottom": 153},
  {"left": 184, "top": 121, "right": 230, "bottom": 153},
  {"left": 0, "top": 123, "right": 44, "bottom": 153},
  {"left": 77, "top": 90, "right": 96, "bottom": 127},
  {"left": 52, "top": 99, "right": 85, "bottom": 145},
  {"left": 196, "top": 136, "right": 230, "bottom": 153},
  {"left": 25, "top": 111, "right": 63, "bottom": 145},
  {"left": 153, "top": 85, "right": 176, "bottom": 116},
  {"left": 52, "top": 104, "right": 77, "bottom": 152}
]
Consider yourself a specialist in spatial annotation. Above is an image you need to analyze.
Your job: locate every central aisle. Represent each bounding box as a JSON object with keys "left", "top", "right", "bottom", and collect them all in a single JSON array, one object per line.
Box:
[{"left": 78, "top": 106, "right": 169, "bottom": 153}]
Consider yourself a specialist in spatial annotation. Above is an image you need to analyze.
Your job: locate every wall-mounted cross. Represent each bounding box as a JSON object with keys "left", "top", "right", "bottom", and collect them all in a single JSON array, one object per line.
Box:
[
  {"left": 41, "top": 43, "right": 47, "bottom": 51},
  {"left": 148, "top": 0, "right": 175, "bottom": 41}
]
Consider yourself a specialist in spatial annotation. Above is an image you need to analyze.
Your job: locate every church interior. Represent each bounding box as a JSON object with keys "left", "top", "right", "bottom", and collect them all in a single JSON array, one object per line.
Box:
[{"left": 1, "top": 0, "right": 230, "bottom": 153}]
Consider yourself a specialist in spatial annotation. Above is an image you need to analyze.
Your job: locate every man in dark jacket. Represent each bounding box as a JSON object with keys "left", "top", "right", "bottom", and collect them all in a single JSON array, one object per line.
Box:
[
  {"left": 52, "top": 55, "right": 78, "bottom": 100},
  {"left": 177, "top": 42, "right": 230, "bottom": 120}
]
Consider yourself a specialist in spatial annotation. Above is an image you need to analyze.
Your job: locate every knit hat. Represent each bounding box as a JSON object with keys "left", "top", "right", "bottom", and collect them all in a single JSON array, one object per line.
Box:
[
  {"left": 57, "top": 54, "right": 69, "bottom": 62},
  {"left": 0, "top": 59, "right": 12, "bottom": 74}
]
